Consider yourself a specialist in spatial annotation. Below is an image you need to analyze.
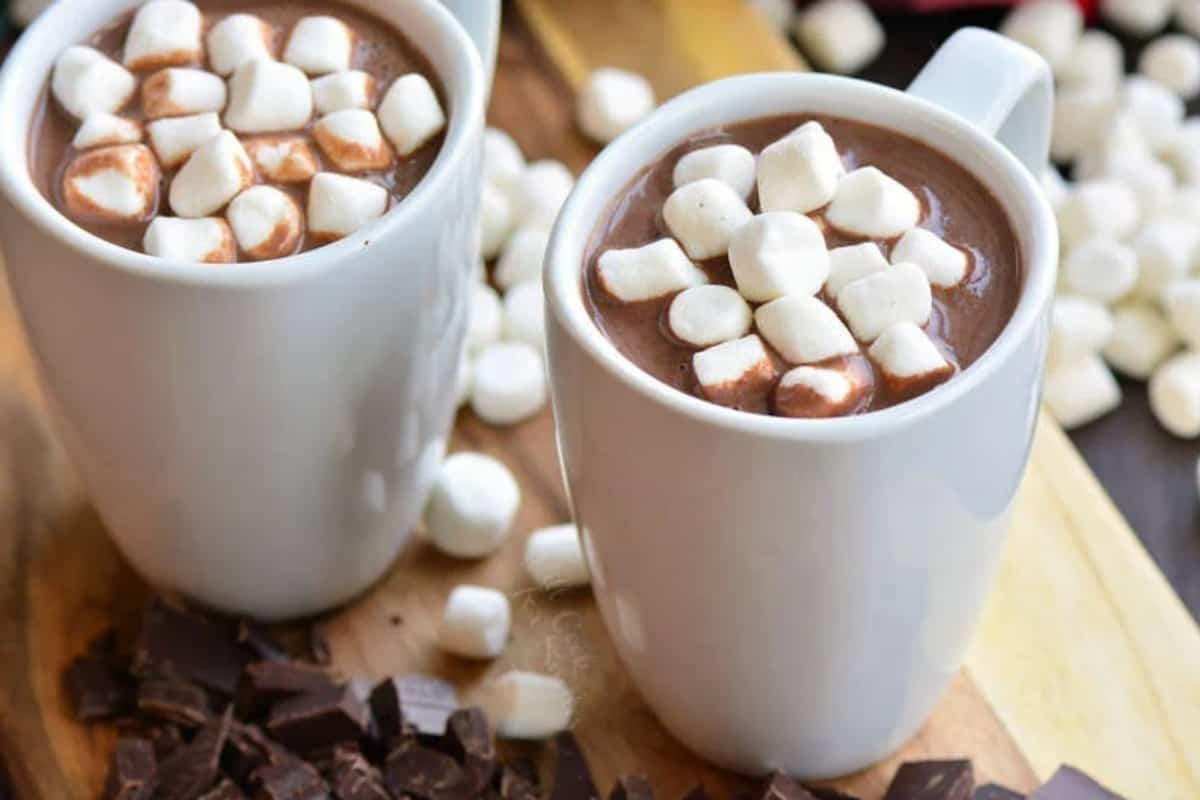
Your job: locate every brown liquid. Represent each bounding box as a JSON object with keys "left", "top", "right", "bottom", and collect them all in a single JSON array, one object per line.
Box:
[
  {"left": 583, "top": 114, "right": 1023, "bottom": 416},
  {"left": 28, "top": 0, "right": 445, "bottom": 258}
]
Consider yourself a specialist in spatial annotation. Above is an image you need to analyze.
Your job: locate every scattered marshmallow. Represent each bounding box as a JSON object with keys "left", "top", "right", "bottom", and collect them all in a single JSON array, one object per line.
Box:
[
  {"left": 312, "top": 109, "right": 394, "bottom": 172},
  {"left": 485, "top": 128, "right": 526, "bottom": 194},
  {"left": 1164, "top": 121, "right": 1200, "bottom": 184},
  {"left": 755, "top": 295, "right": 858, "bottom": 365},
  {"left": 1163, "top": 279, "right": 1200, "bottom": 349},
  {"left": 1139, "top": 36, "right": 1200, "bottom": 100},
  {"left": 692, "top": 334, "right": 778, "bottom": 407},
  {"left": 73, "top": 114, "right": 142, "bottom": 150},
  {"left": 1057, "top": 30, "right": 1124, "bottom": 90},
  {"left": 793, "top": 0, "right": 885, "bottom": 75},
  {"left": 141, "top": 67, "right": 226, "bottom": 119},
  {"left": 868, "top": 321, "right": 954, "bottom": 399},
  {"left": 378, "top": 74, "right": 446, "bottom": 156},
  {"left": 143, "top": 216, "right": 235, "bottom": 263},
  {"left": 1044, "top": 354, "right": 1122, "bottom": 431},
  {"left": 836, "top": 261, "right": 932, "bottom": 342},
  {"left": 307, "top": 173, "right": 389, "bottom": 240},
  {"left": 1149, "top": 351, "right": 1200, "bottom": 437},
  {"left": 1104, "top": 303, "right": 1179, "bottom": 380},
  {"left": 283, "top": 16, "right": 353, "bottom": 75},
  {"left": 503, "top": 281, "right": 546, "bottom": 351},
  {"left": 773, "top": 363, "right": 870, "bottom": 418},
  {"left": 1100, "top": 0, "right": 1171, "bottom": 38},
  {"left": 205, "top": 13, "right": 273, "bottom": 76},
  {"left": 488, "top": 671, "right": 573, "bottom": 740},
  {"left": 496, "top": 229, "right": 550, "bottom": 291},
  {"left": 225, "top": 58, "right": 314, "bottom": 134},
  {"left": 664, "top": 178, "right": 753, "bottom": 261},
  {"left": 145, "top": 112, "right": 220, "bottom": 168},
  {"left": 1131, "top": 218, "right": 1199, "bottom": 301},
  {"left": 169, "top": 130, "right": 253, "bottom": 218},
  {"left": 756, "top": 122, "right": 844, "bottom": 214},
  {"left": 62, "top": 144, "right": 159, "bottom": 223},
  {"left": 437, "top": 585, "right": 511, "bottom": 660},
  {"left": 1048, "top": 296, "right": 1114, "bottom": 368},
  {"left": 468, "top": 283, "right": 503, "bottom": 354},
  {"left": 123, "top": 0, "right": 203, "bottom": 71},
  {"left": 524, "top": 524, "right": 590, "bottom": 590},
  {"left": 1062, "top": 237, "right": 1138, "bottom": 304},
  {"left": 1051, "top": 86, "right": 1117, "bottom": 163},
  {"left": 824, "top": 242, "right": 889, "bottom": 297},
  {"left": 576, "top": 68, "right": 656, "bottom": 144},
  {"left": 243, "top": 136, "right": 320, "bottom": 184},
  {"left": 1040, "top": 168, "right": 1068, "bottom": 211},
  {"left": 51, "top": 46, "right": 136, "bottom": 119},
  {"left": 674, "top": 145, "right": 757, "bottom": 200},
  {"left": 471, "top": 342, "right": 546, "bottom": 426},
  {"left": 596, "top": 239, "right": 706, "bottom": 303},
  {"left": 513, "top": 160, "right": 573, "bottom": 231},
  {"left": 747, "top": 0, "right": 794, "bottom": 31},
  {"left": 890, "top": 227, "right": 968, "bottom": 288},
  {"left": 826, "top": 166, "right": 921, "bottom": 239},
  {"left": 1071, "top": 112, "right": 1151, "bottom": 181},
  {"left": 1105, "top": 156, "right": 1175, "bottom": 225},
  {"left": 311, "top": 70, "right": 376, "bottom": 114},
  {"left": 481, "top": 182, "right": 515, "bottom": 260},
  {"left": 727, "top": 212, "right": 829, "bottom": 302},
  {"left": 999, "top": 0, "right": 1082, "bottom": 70},
  {"left": 1122, "top": 76, "right": 1184, "bottom": 152},
  {"left": 668, "top": 285, "right": 752, "bottom": 348},
  {"left": 424, "top": 452, "right": 520, "bottom": 559},
  {"left": 1180, "top": 0, "right": 1200, "bottom": 40},
  {"left": 226, "top": 185, "right": 303, "bottom": 261},
  {"left": 1056, "top": 180, "right": 1139, "bottom": 248}
]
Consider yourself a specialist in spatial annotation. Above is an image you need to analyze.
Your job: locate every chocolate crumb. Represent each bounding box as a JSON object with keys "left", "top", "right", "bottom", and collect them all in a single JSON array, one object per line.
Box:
[
  {"left": 102, "top": 738, "right": 157, "bottom": 800},
  {"left": 550, "top": 732, "right": 600, "bottom": 800}
]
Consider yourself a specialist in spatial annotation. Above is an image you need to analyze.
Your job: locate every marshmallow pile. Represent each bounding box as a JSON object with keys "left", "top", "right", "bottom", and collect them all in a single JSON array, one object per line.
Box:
[
  {"left": 50, "top": 0, "right": 446, "bottom": 263},
  {"left": 746, "top": 0, "right": 885, "bottom": 75}
]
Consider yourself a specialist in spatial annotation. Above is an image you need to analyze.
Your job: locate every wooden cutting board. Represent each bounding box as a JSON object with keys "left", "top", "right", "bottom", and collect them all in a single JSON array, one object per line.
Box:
[{"left": 1, "top": 2, "right": 1199, "bottom": 799}]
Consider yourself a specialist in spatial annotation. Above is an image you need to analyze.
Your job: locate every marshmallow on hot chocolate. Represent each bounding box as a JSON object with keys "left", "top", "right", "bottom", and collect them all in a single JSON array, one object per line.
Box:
[
  {"left": 728, "top": 212, "right": 829, "bottom": 302},
  {"left": 205, "top": 13, "right": 273, "bottom": 76},
  {"left": 513, "top": 160, "right": 573, "bottom": 231},
  {"left": 52, "top": 46, "right": 136, "bottom": 120},
  {"left": 793, "top": 0, "right": 885, "bottom": 75},
  {"left": 243, "top": 136, "right": 320, "bottom": 184},
  {"left": 145, "top": 111, "right": 220, "bottom": 168},
  {"left": 424, "top": 451, "right": 520, "bottom": 559},
  {"left": 1062, "top": 237, "right": 1138, "bottom": 304},
  {"left": 773, "top": 363, "right": 871, "bottom": 418},
  {"left": 142, "top": 216, "right": 235, "bottom": 263},
  {"left": 999, "top": 0, "right": 1082, "bottom": 70},
  {"left": 756, "top": 121, "right": 843, "bottom": 214},
  {"left": 378, "top": 74, "right": 446, "bottom": 156},
  {"left": 667, "top": 285, "right": 752, "bottom": 348},
  {"left": 826, "top": 167, "right": 921, "bottom": 239},
  {"left": 1044, "top": 354, "right": 1122, "bottom": 430},
  {"left": 488, "top": 671, "right": 573, "bottom": 740},
  {"left": 311, "top": 70, "right": 377, "bottom": 114},
  {"left": 664, "top": 178, "right": 753, "bottom": 261},
  {"left": 169, "top": 130, "right": 253, "bottom": 218},
  {"left": 890, "top": 227, "right": 969, "bottom": 288},
  {"left": 312, "top": 109, "right": 394, "bottom": 172},
  {"left": 471, "top": 341, "right": 547, "bottom": 426},
  {"left": 836, "top": 261, "right": 932, "bottom": 342},
  {"left": 576, "top": 67, "right": 656, "bottom": 145},
  {"left": 1048, "top": 296, "right": 1114, "bottom": 367},
  {"left": 1139, "top": 35, "right": 1200, "bottom": 99},
  {"left": 1150, "top": 351, "right": 1200, "bottom": 437},
  {"left": 1104, "top": 303, "right": 1179, "bottom": 380},
  {"left": 497, "top": 229, "right": 551, "bottom": 291},
  {"left": 824, "top": 242, "right": 888, "bottom": 297},
  {"left": 226, "top": 185, "right": 303, "bottom": 261},
  {"left": 283, "top": 16, "right": 354, "bottom": 75},
  {"left": 437, "top": 585, "right": 511, "bottom": 660},
  {"left": 123, "top": 0, "right": 203, "bottom": 71},
  {"left": 141, "top": 68, "right": 227, "bottom": 119},
  {"left": 673, "top": 145, "right": 757, "bottom": 200},
  {"left": 597, "top": 238, "right": 707, "bottom": 304},
  {"left": 307, "top": 172, "right": 389, "bottom": 240},
  {"left": 754, "top": 295, "right": 858, "bottom": 365},
  {"left": 225, "top": 58, "right": 314, "bottom": 134},
  {"left": 62, "top": 144, "right": 160, "bottom": 224},
  {"left": 524, "top": 524, "right": 590, "bottom": 591},
  {"left": 692, "top": 334, "right": 778, "bottom": 406},
  {"left": 868, "top": 321, "right": 954, "bottom": 398},
  {"left": 73, "top": 114, "right": 142, "bottom": 150}
]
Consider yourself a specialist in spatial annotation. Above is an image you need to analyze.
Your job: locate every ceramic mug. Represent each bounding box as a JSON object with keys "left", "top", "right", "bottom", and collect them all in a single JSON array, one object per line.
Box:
[
  {"left": 545, "top": 29, "right": 1057, "bottom": 778},
  {"left": 0, "top": 0, "right": 500, "bottom": 620}
]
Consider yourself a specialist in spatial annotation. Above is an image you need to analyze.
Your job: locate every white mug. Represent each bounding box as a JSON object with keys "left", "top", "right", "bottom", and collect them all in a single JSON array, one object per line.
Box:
[
  {"left": 0, "top": 0, "right": 500, "bottom": 620},
  {"left": 545, "top": 30, "right": 1057, "bottom": 778}
]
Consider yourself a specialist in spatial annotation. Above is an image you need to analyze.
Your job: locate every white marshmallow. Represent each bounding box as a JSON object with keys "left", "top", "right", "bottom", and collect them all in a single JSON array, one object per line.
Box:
[
  {"left": 311, "top": 70, "right": 376, "bottom": 114},
  {"left": 1100, "top": 0, "right": 1171, "bottom": 37},
  {"left": 1104, "top": 303, "right": 1179, "bottom": 380},
  {"left": 1048, "top": 296, "right": 1114, "bottom": 368},
  {"left": 793, "top": 0, "right": 884, "bottom": 74},
  {"left": 728, "top": 212, "right": 829, "bottom": 302},
  {"left": 62, "top": 144, "right": 159, "bottom": 223},
  {"left": 73, "top": 114, "right": 142, "bottom": 150},
  {"left": 243, "top": 136, "right": 320, "bottom": 184},
  {"left": 143, "top": 68, "right": 225, "bottom": 121},
  {"left": 1180, "top": 0, "right": 1200, "bottom": 40},
  {"left": 513, "top": 160, "right": 573, "bottom": 231},
  {"left": 481, "top": 181, "right": 515, "bottom": 260},
  {"left": 169, "top": 130, "right": 253, "bottom": 218},
  {"left": 143, "top": 216, "right": 235, "bottom": 263},
  {"left": 1139, "top": 36, "right": 1200, "bottom": 100},
  {"left": 1044, "top": 354, "right": 1122, "bottom": 431},
  {"left": 51, "top": 46, "right": 136, "bottom": 120},
  {"left": 312, "top": 109, "right": 393, "bottom": 172},
  {"left": 468, "top": 283, "right": 503, "bottom": 354},
  {"left": 471, "top": 341, "right": 547, "bottom": 426},
  {"left": 205, "top": 13, "right": 273, "bottom": 76},
  {"left": 773, "top": 364, "right": 869, "bottom": 418},
  {"left": 748, "top": 0, "right": 794, "bottom": 31},
  {"left": 576, "top": 67, "right": 656, "bottom": 144},
  {"left": 999, "top": 0, "right": 1082, "bottom": 70},
  {"left": 889, "top": 227, "right": 968, "bottom": 288},
  {"left": 824, "top": 242, "right": 889, "bottom": 297},
  {"left": 1149, "top": 351, "right": 1200, "bottom": 436},
  {"left": 484, "top": 128, "right": 525, "bottom": 193},
  {"left": 692, "top": 334, "right": 778, "bottom": 406},
  {"left": 437, "top": 585, "right": 511, "bottom": 660},
  {"left": 503, "top": 281, "right": 546, "bottom": 351},
  {"left": 283, "top": 16, "right": 353, "bottom": 75},
  {"left": 1105, "top": 156, "right": 1176, "bottom": 225},
  {"left": 1057, "top": 30, "right": 1124, "bottom": 90},
  {"left": 674, "top": 145, "right": 757, "bottom": 200},
  {"left": 1062, "top": 238, "right": 1138, "bottom": 304},
  {"left": 1131, "top": 218, "right": 1199, "bottom": 301},
  {"left": 424, "top": 452, "right": 520, "bottom": 559},
  {"left": 1056, "top": 181, "right": 1139, "bottom": 248},
  {"left": 145, "top": 112, "right": 219, "bottom": 168},
  {"left": 226, "top": 185, "right": 303, "bottom": 261},
  {"left": 307, "top": 173, "right": 389, "bottom": 240},
  {"left": 826, "top": 166, "right": 921, "bottom": 239},
  {"left": 756, "top": 122, "right": 844, "bottom": 214},
  {"left": 597, "top": 239, "right": 706, "bottom": 303},
  {"left": 668, "top": 285, "right": 752, "bottom": 348},
  {"left": 123, "top": 0, "right": 202, "bottom": 71},
  {"left": 524, "top": 524, "right": 590, "bottom": 590},
  {"left": 1169, "top": 185, "right": 1200, "bottom": 223},
  {"left": 496, "top": 229, "right": 550, "bottom": 291},
  {"left": 1163, "top": 121, "right": 1200, "bottom": 184},
  {"left": 868, "top": 321, "right": 953, "bottom": 397},
  {"left": 1072, "top": 112, "right": 1151, "bottom": 181},
  {"left": 378, "top": 74, "right": 446, "bottom": 157},
  {"left": 836, "top": 261, "right": 932, "bottom": 342},
  {"left": 488, "top": 671, "right": 573, "bottom": 740},
  {"left": 1163, "top": 279, "right": 1200, "bottom": 348},
  {"left": 755, "top": 295, "right": 857, "bottom": 365},
  {"left": 1051, "top": 86, "right": 1117, "bottom": 163},
  {"left": 1122, "top": 76, "right": 1184, "bottom": 152},
  {"left": 225, "top": 58, "right": 313, "bottom": 134},
  {"left": 664, "top": 178, "right": 754, "bottom": 261}
]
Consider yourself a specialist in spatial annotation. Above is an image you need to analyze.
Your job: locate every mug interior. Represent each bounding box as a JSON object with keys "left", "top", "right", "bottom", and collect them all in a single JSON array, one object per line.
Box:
[
  {"left": 0, "top": 0, "right": 484, "bottom": 287},
  {"left": 545, "top": 71, "right": 1058, "bottom": 442}
]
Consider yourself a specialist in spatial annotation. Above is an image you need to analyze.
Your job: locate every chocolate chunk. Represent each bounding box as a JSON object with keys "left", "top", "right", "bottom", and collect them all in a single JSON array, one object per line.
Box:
[
  {"left": 330, "top": 747, "right": 390, "bottom": 800},
  {"left": 611, "top": 776, "right": 653, "bottom": 800},
  {"left": 1028, "top": 766, "right": 1123, "bottom": 800},
  {"left": 238, "top": 622, "right": 290, "bottom": 663},
  {"left": 254, "top": 758, "right": 330, "bottom": 800},
  {"left": 65, "top": 654, "right": 134, "bottom": 721},
  {"left": 973, "top": 785, "right": 1023, "bottom": 800},
  {"left": 550, "top": 732, "right": 599, "bottom": 800},
  {"left": 240, "top": 660, "right": 337, "bottom": 719},
  {"left": 223, "top": 722, "right": 288, "bottom": 784},
  {"left": 808, "top": 789, "right": 861, "bottom": 800},
  {"left": 201, "top": 778, "right": 249, "bottom": 800},
  {"left": 680, "top": 786, "right": 710, "bottom": 800},
  {"left": 158, "top": 706, "right": 233, "bottom": 800},
  {"left": 370, "top": 675, "right": 459, "bottom": 738},
  {"left": 267, "top": 684, "right": 371, "bottom": 753},
  {"left": 144, "top": 724, "right": 186, "bottom": 761},
  {"left": 307, "top": 626, "right": 332, "bottom": 666},
  {"left": 133, "top": 597, "right": 249, "bottom": 696},
  {"left": 498, "top": 765, "right": 539, "bottom": 800},
  {"left": 758, "top": 774, "right": 818, "bottom": 800},
  {"left": 103, "top": 738, "right": 158, "bottom": 800},
  {"left": 384, "top": 738, "right": 470, "bottom": 800},
  {"left": 138, "top": 678, "right": 211, "bottom": 727},
  {"left": 883, "top": 761, "right": 974, "bottom": 800},
  {"left": 445, "top": 707, "right": 496, "bottom": 791}
]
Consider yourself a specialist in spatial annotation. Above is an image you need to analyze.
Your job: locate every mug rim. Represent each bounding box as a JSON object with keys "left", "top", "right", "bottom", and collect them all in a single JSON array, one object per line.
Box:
[
  {"left": 545, "top": 71, "right": 1059, "bottom": 443},
  {"left": 0, "top": 0, "right": 485, "bottom": 289}
]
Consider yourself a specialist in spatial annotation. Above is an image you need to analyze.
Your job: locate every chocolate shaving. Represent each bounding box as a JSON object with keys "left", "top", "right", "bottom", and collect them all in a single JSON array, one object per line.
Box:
[
  {"left": 133, "top": 597, "right": 249, "bottom": 696},
  {"left": 143, "top": 724, "right": 186, "bottom": 761},
  {"left": 65, "top": 654, "right": 134, "bottom": 721},
  {"left": 370, "top": 674, "right": 459, "bottom": 739},
  {"left": 498, "top": 765, "right": 540, "bottom": 800},
  {"left": 239, "top": 660, "right": 337, "bottom": 719},
  {"left": 758, "top": 774, "right": 819, "bottom": 800},
  {"left": 199, "top": 778, "right": 248, "bottom": 800},
  {"left": 157, "top": 706, "right": 233, "bottom": 800},
  {"left": 330, "top": 746, "right": 390, "bottom": 800},
  {"left": 254, "top": 758, "right": 330, "bottom": 800},
  {"left": 137, "top": 677, "right": 211, "bottom": 727},
  {"left": 550, "top": 732, "right": 599, "bottom": 800},
  {"left": 102, "top": 738, "right": 157, "bottom": 800},
  {"left": 1028, "top": 766, "right": 1124, "bottom": 800},
  {"left": 384, "top": 738, "right": 470, "bottom": 800},
  {"left": 445, "top": 707, "right": 496, "bottom": 792},
  {"left": 883, "top": 761, "right": 974, "bottom": 800},
  {"left": 267, "top": 684, "right": 371, "bottom": 753},
  {"left": 611, "top": 776, "right": 654, "bottom": 800}
]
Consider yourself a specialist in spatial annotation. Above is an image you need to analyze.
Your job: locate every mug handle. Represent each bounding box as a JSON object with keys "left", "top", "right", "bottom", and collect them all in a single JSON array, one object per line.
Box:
[
  {"left": 906, "top": 27, "right": 1053, "bottom": 176},
  {"left": 439, "top": 0, "right": 501, "bottom": 90}
]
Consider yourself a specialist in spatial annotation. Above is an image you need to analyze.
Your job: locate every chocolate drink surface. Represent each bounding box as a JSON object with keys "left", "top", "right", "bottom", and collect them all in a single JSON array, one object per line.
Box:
[{"left": 583, "top": 114, "right": 1023, "bottom": 417}]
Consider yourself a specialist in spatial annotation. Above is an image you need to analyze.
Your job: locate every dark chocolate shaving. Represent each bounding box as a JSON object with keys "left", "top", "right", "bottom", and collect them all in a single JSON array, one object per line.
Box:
[
  {"left": 102, "top": 738, "right": 157, "bottom": 800},
  {"left": 384, "top": 737, "right": 470, "bottom": 800},
  {"left": 883, "top": 760, "right": 974, "bottom": 800},
  {"left": 157, "top": 706, "right": 233, "bottom": 800},
  {"left": 550, "top": 732, "right": 599, "bottom": 800},
  {"left": 267, "top": 684, "right": 371, "bottom": 753},
  {"left": 199, "top": 778, "right": 248, "bottom": 800},
  {"left": 370, "top": 674, "right": 459, "bottom": 739},
  {"left": 330, "top": 746, "right": 390, "bottom": 800},
  {"left": 133, "top": 597, "right": 249, "bottom": 696},
  {"left": 65, "top": 654, "right": 134, "bottom": 721},
  {"left": 445, "top": 707, "right": 496, "bottom": 792},
  {"left": 254, "top": 758, "right": 330, "bottom": 800},
  {"left": 137, "top": 677, "right": 211, "bottom": 727}
]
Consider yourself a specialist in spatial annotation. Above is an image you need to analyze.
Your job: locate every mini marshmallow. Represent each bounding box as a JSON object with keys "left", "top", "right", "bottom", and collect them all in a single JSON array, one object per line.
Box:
[
  {"left": 756, "top": 122, "right": 844, "bottom": 214},
  {"left": 890, "top": 227, "right": 968, "bottom": 288},
  {"left": 226, "top": 185, "right": 303, "bottom": 261},
  {"left": 243, "top": 136, "right": 319, "bottom": 184},
  {"left": 1100, "top": 0, "right": 1171, "bottom": 37},
  {"left": 1047, "top": 296, "right": 1114, "bottom": 367},
  {"left": 143, "top": 216, "right": 235, "bottom": 263},
  {"left": 999, "top": 0, "right": 1082, "bottom": 70},
  {"left": 755, "top": 295, "right": 857, "bottom": 365},
  {"left": 1131, "top": 218, "right": 1199, "bottom": 301},
  {"left": 664, "top": 178, "right": 753, "bottom": 261},
  {"left": 307, "top": 172, "right": 389, "bottom": 240},
  {"left": 283, "top": 16, "right": 353, "bottom": 75},
  {"left": 1103, "top": 303, "right": 1179, "bottom": 380},
  {"left": 51, "top": 46, "right": 136, "bottom": 119},
  {"left": 62, "top": 144, "right": 159, "bottom": 223},
  {"left": 1040, "top": 169, "right": 1068, "bottom": 211},
  {"left": 484, "top": 127, "right": 525, "bottom": 193},
  {"left": 1122, "top": 76, "right": 1184, "bottom": 152},
  {"left": 1149, "top": 351, "right": 1200, "bottom": 436},
  {"left": 728, "top": 212, "right": 829, "bottom": 302},
  {"left": 868, "top": 321, "right": 954, "bottom": 398},
  {"left": 836, "top": 261, "right": 932, "bottom": 342},
  {"left": 668, "top": 285, "right": 752, "bottom": 348},
  {"left": 1071, "top": 112, "right": 1151, "bottom": 181},
  {"left": 145, "top": 112, "right": 219, "bottom": 168},
  {"left": 1180, "top": 0, "right": 1200, "bottom": 40},
  {"left": 437, "top": 585, "right": 511, "bottom": 660},
  {"left": 1044, "top": 354, "right": 1122, "bottom": 431},
  {"left": 225, "top": 58, "right": 314, "bottom": 134},
  {"left": 141, "top": 68, "right": 226, "bottom": 120},
  {"left": 378, "top": 74, "right": 446, "bottom": 156},
  {"left": 748, "top": 0, "right": 794, "bottom": 31},
  {"left": 481, "top": 181, "right": 515, "bottom": 260},
  {"left": 826, "top": 166, "right": 921, "bottom": 239},
  {"left": 1105, "top": 156, "right": 1176, "bottom": 225},
  {"left": 692, "top": 334, "right": 778, "bottom": 407},
  {"left": 674, "top": 145, "right": 757, "bottom": 200},
  {"left": 1169, "top": 185, "right": 1200, "bottom": 222},
  {"left": 311, "top": 70, "right": 376, "bottom": 114},
  {"left": 312, "top": 109, "right": 393, "bottom": 172},
  {"left": 597, "top": 239, "right": 706, "bottom": 303},
  {"left": 468, "top": 283, "right": 503, "bottom": 354},
  {"left": 424, "top": 452, "right": 519, "bottom": 558},
  {"left": 1051, "top": 86, "right": 1117, "bottom": 163},
  {"left": 496, "top": 229, "right": 550, "bottom": 291},
  {"left": 576, "top": 67, "right": 656, "bottom": 144},
  {"left": 773, "top": 363, "right": 870, "bottom": 418},
  {"left": 471, "top": 341, "right": 547, "bottom": 425},
  {"left": 513, "top": 160, "right": 574, "bottom": 231},
  {"left": 1139, "top": 36, "right": 1200, "bottom": 100},
  {"left": 1056, "top": 181, "right": 1139, "bottom": 248},
  {"left": 73, "top": 114, "right": 142, "bottom": 150},
  {"left": 824, "top": 242, "right": 889, "bottom": 297},
  {"left": 1062, "top": 238, "right": 1138, "bottom": 304},
  {"left": 1057, "top": 30, "right": 1124, "bottom": 90},
  {"left": 169, "top": 130, "right": 253, "bottom": 218},
  {"left": 1164, "top": 121, "right": 1200, "bottom": 185},
  {"left": 524, "top": 524, "right": 590, "bottom": 590},
  {"left": 488, "top": 671, "right": 573, "bottom": 740},
  {"left": 793, "top": 0, "right": 884, "bottom": 75},
  {"left": 123, "top": 0, "right": 202, "bottom": 70},
  {"left": 205, "top": 13, "right": 273, "bottom": 76},
  {"left": 503, "top": 281, "right": 546, "bottom": 351},
  {"left": 1163, "top": 279, "right": 1200, "bottom": 349}
]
